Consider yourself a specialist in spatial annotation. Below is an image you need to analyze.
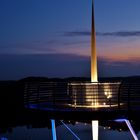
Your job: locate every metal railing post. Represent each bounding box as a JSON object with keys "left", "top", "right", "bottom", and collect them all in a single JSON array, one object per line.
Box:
[{"left": 51, "top": 119, "right": 57, "bottom": 140}]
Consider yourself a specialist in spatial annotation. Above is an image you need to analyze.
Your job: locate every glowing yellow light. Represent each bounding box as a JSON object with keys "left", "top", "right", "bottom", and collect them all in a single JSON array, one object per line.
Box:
[
  {"left": 92, "top": 120, "right": 99, "bottom": 140},
  {"left": 68, "top": 103, "right": 121, "bottom": 108},
  {"left": 103, "top": 102, "right": 106, "bottom": 105},
  {"left": 75, "top": 122, "right": 78, "bottom": 124},
  {"left": 104, "top": 84, "right": 112, "bottom": 99},
  {"left": 107, "top": 95, "right": 111, "bottom": 99}
]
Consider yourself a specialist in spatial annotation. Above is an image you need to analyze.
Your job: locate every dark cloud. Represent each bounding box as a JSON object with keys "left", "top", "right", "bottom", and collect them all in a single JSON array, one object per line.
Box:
[
  {"left": 63, "top": 31, "right": 90, "bottom": 37},
  {"left": 0, "top": 54, "right": 140, "bottom": 80},
  {"left": 97, "top": 58, "right": 140, "bottom": 77},
  {"left": 0, "top": 40, "right": 57, "bottom": 54},
  {"left": 98, "top": 56, "right": 140, "bottom": 66},
  {"left": 97, "top": 31, "right": 140, "bottom": 37},
  {"left": 0, "top": 54, "right": 90, "bottom": 80},
  {"left": 98, "top": 58, "right": 131, "bottom": 66},
  {"left": 62, "top": 40, "right": 89, "bottom": 46},
  {"left": 0, "top": 39, "right": 90, "bottom": 54},
  {"left": 63, "top": 30, "right": 140, "bottom": 37}
]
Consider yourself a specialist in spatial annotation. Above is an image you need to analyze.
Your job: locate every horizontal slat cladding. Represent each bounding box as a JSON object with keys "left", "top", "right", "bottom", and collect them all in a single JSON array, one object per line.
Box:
[
  {"left": 119, "top": 82, "right": 140, "bottom": 109},
  {"left": 24, "top": 82, "right": 67, "bottom": 104},
  {"left": 68, "top": 83, "right": 119, "bottom": 107},
  {"left": 24, "top": 81, "right": 140, "bottom": 110}
]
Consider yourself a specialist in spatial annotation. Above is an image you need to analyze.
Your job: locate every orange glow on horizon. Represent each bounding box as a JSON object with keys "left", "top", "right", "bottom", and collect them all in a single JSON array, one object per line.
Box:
[{"left": 97, "top": 39, "right": 140, "bottom": 63}]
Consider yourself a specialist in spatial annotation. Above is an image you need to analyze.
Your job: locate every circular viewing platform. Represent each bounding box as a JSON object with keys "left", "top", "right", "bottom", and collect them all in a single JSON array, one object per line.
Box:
[{"left": 23, "top": 80, "right": 140, "bottom": 120}]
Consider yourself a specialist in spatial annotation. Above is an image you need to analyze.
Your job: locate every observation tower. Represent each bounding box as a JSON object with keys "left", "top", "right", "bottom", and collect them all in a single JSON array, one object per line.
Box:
[{"left": 68, "top": 1, "right": 120, "bottom": 140}]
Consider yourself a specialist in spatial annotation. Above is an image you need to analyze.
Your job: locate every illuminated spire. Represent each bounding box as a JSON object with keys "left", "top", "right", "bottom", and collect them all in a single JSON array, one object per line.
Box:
[{"left": 91, "top": 0, "right": 98, "bottom": 82}]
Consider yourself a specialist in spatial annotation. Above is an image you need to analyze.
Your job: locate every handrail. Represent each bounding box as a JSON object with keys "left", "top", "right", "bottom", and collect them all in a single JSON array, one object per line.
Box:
[{"left": 24, "top": 81, "right": 140, "bottom": 111}]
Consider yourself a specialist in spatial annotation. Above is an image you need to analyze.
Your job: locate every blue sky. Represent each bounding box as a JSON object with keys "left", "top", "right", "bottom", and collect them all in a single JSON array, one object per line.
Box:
[{"left": 0, "top": 0, "right": 140, "bottom": 80}]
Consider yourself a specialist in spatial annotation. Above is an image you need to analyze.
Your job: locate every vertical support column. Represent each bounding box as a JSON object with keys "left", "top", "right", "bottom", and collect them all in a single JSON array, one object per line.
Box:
[
  {"left": 92, "top": 120, "right": 99, "bottom": 140},
  {"left": 115, "top": 119, "right": 139, "bottom": 140},
  {"left": 60, "top": 120, "right": 80, "bottom": 140},
  {"left": 51, "top": 119, "right": 57, "bottom": 140},
  {"left": 125, "top": 120, "right": 138, "bottom": 140}
]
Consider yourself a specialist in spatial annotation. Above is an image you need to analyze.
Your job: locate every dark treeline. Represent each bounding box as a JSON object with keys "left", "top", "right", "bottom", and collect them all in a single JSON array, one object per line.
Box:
[{"left": 17, "top": 75, "right": 140, "bottom": 82}]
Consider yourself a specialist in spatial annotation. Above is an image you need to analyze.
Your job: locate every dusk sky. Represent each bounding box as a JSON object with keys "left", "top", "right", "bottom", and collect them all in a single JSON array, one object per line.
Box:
[{"left": 0, "top": 0, "right": 140, "bottom": 80}]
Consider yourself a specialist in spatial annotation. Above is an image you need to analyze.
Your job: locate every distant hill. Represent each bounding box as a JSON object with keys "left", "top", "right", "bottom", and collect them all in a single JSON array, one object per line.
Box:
[{"left": 17, "top": 75, "right": 140, "bottom": 83}]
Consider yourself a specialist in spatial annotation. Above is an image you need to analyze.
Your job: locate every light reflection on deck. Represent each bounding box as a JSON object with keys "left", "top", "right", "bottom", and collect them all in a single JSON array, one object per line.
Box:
[{"left": 68, "top": 103, "right": 124, "bottom": 108}]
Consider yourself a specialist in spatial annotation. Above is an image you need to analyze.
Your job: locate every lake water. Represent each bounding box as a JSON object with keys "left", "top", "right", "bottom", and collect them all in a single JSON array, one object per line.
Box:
[{"left": 0, "top": 120, "right": 140, "bottom": 140}]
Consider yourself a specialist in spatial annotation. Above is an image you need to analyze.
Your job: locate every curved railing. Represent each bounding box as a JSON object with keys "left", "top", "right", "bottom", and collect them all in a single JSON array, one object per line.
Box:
[{"left": 24, "top": 81, "right": 140, "bottom": 111}]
